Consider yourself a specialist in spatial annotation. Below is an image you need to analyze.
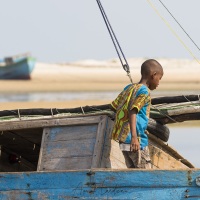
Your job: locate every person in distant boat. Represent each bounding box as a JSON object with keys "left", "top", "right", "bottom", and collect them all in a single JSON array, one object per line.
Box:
[{"left": 110, "top": 59, "right": 163, "bottom": 169}]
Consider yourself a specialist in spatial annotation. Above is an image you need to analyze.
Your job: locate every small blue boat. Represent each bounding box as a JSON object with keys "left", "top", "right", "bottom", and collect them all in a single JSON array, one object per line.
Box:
[{"left": 0, "top": 55, "right": 35, "bottom": 79}]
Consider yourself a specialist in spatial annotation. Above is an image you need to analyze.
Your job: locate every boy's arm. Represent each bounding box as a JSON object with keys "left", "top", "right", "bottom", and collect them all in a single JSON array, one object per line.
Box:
[{"left": 129, "top": 108, "right": 140, "bottom": 152}]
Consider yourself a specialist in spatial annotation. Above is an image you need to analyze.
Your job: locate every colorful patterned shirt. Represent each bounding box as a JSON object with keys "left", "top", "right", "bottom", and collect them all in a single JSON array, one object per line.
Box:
[{"left": 111, "top": 84, "right": 151, "bottom": 148}]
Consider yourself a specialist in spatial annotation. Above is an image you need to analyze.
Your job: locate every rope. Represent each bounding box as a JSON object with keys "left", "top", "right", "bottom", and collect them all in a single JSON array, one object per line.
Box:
[
  {"left": 50, "top": 108, "right": 54, "bottom": 117},
  {"left": 96, "top": 0, "right": 133, "bottom": 83},
  {"left": 147, "top": 0, "right": 200, "bottom": 65},
  {"left": 158, "top": 0, "right": 200, "bottom": 53},
  {"left": 18, "top": 109, "right": 21, "bottom": 120},
  {"left": 81, "top": 106, "right": 85, "bottom": 114},
  {"left": 151, "top": 105, "right": 178, "bottom": 123}
]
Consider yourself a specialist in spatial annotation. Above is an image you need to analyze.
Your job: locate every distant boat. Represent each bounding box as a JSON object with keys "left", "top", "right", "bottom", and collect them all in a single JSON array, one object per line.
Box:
[{"left": 0, "top": 54, "right": 36, "bottom": 80}]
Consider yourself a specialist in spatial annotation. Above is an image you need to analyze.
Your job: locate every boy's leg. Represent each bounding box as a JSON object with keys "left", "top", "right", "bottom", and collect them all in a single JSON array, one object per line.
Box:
[{"left": 128, "top": 146, "right": 151, "bottom": 169}]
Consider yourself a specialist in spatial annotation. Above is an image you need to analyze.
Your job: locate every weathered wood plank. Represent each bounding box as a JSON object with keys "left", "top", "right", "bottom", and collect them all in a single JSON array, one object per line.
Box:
[
  {"left": 38, "top": 116, "right": 109, "bottom": 171},
  {"left": 151, "top": 95, "right": 200, "bottom": 105},
  {"left": 109, "top": 140, "right": 127, "bottom": 168},
  {"left": 100, "top": 118, "right": 113, "bottom": 168},
  {"left": 100, "top": 117, "right": 127, "bottom": 169},
  {"left": 46, "top": 125, "right": 97, "bottom": 141},
  {"left": 0, "top": 115, "right": 103, "bottom": 131},
  {"left": 91, "top": 116, "right": 108, "bottom": 168},
  {"left": 37, "top": 128, "right": 47, "bottom": 171},
  {"left": 149, "top": 145, "right": 189, "bottom": 169},
  {"left": 154, "top": 112, "right": 200, "bottom": 124},
  {"left": 0, "top": 169, "right": 193, "bottom": 189},
  {"left": 42, "top": 139, "right": 96, "bottom": 158},
  {"left": 0, "top": 187, "right": 193, "bottom": 200},
  {"left": 151, "top": 105, "right": 200, "bottom": 119},
  {"left": 148, "top": 133, "right": 194, "bottom": 168},
  {"left": 0, "top": 169, "right": 200, "bottom": 200},
  {"left": 41, "top": 156, "right": 93, "bottom": 170}
]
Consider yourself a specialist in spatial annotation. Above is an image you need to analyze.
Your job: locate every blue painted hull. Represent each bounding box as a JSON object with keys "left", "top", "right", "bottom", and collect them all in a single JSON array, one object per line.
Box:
[
  {"left": 0, "top": 169, "right": 200, "bottom": 199},
  {"left": 0, "top": 57, "right": 35, "bottom": 79}
]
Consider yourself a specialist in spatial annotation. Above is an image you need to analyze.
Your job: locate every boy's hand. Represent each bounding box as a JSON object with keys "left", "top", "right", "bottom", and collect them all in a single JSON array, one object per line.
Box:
[{"left": 130, "top": 137, "right": 140, "bottom": 152}]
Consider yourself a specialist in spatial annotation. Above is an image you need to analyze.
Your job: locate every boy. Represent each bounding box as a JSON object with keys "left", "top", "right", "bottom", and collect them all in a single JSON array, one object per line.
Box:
[{"left": 110, "top": 59, "right": 163, "bottom": 169}]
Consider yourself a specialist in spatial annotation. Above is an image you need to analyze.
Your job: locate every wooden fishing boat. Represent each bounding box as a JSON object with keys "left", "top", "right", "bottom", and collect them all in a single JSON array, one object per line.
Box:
[
  {"left": 0, "top": 96, "right": 199, "bottom": 199},
  {"left": 0, "top": 54, "right": 35, "bottom": 80}
]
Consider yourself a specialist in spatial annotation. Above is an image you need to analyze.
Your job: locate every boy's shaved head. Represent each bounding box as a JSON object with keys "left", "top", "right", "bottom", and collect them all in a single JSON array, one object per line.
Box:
[{"left": 141, "top": 59, "right": 163, "bottom": 77}]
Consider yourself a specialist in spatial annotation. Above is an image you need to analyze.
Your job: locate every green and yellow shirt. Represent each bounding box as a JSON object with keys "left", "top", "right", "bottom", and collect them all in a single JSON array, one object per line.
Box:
[{"left": 111, "top": 84, "right": 151, "bottom": 148}]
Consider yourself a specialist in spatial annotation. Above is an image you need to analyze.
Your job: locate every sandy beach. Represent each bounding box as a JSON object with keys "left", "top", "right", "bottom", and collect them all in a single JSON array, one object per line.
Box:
[{"left": 0, "top": 58, "right": 199, "bottom": 110}]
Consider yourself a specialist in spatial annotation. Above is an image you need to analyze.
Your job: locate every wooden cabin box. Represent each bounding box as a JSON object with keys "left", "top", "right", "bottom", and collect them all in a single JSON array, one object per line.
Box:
[
  {"left": 37, "top": 114, "right": 192, "bottom": 171},
  {"left": 37, "top": 115, "right": 127, "bottom": 171},
  {"left": 0, "top": 114, "right": 192, "bottom": 172}
]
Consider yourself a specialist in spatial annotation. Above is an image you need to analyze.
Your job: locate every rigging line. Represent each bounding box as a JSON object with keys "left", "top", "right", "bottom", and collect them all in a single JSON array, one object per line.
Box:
[
  {"left": 97, "top": 0, "right": 130, "bottom": 73},
  {"left": 146, "top": 0, "right": 200, "bottom": 65},
  {"left": 96, "top": 0, "right": 133, "bottom": 83},
  {"left": 158, "top": 0, "right": 200, "bottom": 53},
  {"left": 96, "top": 0, "right": 124, "bottom": 68},
  {"left": 151, "top": 105, "right": 178, "bottom": 123}
]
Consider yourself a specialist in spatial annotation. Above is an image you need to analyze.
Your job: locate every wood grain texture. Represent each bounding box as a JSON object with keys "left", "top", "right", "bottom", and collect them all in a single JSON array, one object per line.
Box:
[
  {"left": 100, "top": 118, "right": 127, "bottom": 169},
  {"left": 38, "top": 116, "right": 109, "bottom": 171},
  {"left": 91, "top": 116, "right": 107, "bottom": 168},
  {"left": 151, "top": 95, "right": 200, "bottom": 105},
  {"left": 0, "top": 169, "right": 200, "bottom": 199},
  {"left": 148, "top": 133, "right": 194, "bottom": 168},
  {"left": 0, "top": 115, "right": 103, "bottom": 131}
]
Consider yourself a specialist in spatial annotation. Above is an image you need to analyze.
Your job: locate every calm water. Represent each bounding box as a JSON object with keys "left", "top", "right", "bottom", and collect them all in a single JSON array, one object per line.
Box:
[
  {"left": 0, "top": 90, "right": 199, "bottom": 102},
  {"left": 0, "top": 92, "right": 119, "bottom": 102},
  {"left": 169, "top": 127, "right": 200, "bottom": 168}
]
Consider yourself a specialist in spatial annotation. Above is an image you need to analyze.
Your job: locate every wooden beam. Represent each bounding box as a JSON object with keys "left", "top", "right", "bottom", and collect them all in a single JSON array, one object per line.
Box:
[
  {"left": 154, "top": 112, "right": 200, "bottom": 124},
  {"left": 0, "top": 115, "right": 105, "bottom": 131},
  {"left": 151, "top": 95, "right": 200, "bottom": 105},
  {"left": 0, "top": 169, "right": 200, "bottom": 199}
]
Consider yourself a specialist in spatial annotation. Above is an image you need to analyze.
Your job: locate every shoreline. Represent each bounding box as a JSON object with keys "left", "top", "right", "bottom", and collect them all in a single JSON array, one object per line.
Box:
[
  {"left": 0, "top": 81, "right": 199, "bottom": 93},
  {"left": 0, "top": 57, "right": 199, "bottom": 93}
]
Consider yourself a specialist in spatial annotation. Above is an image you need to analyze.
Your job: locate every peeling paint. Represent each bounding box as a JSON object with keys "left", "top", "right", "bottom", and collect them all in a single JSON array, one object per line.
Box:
[{"left": 1, "top": 170, "right": 200, "bottom": 199}]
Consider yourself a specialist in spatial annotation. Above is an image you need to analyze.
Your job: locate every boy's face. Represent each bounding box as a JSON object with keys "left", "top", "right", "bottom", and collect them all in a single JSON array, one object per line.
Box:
[{"left": 148, "top": 71, "right": 163, "bottom": 90}]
